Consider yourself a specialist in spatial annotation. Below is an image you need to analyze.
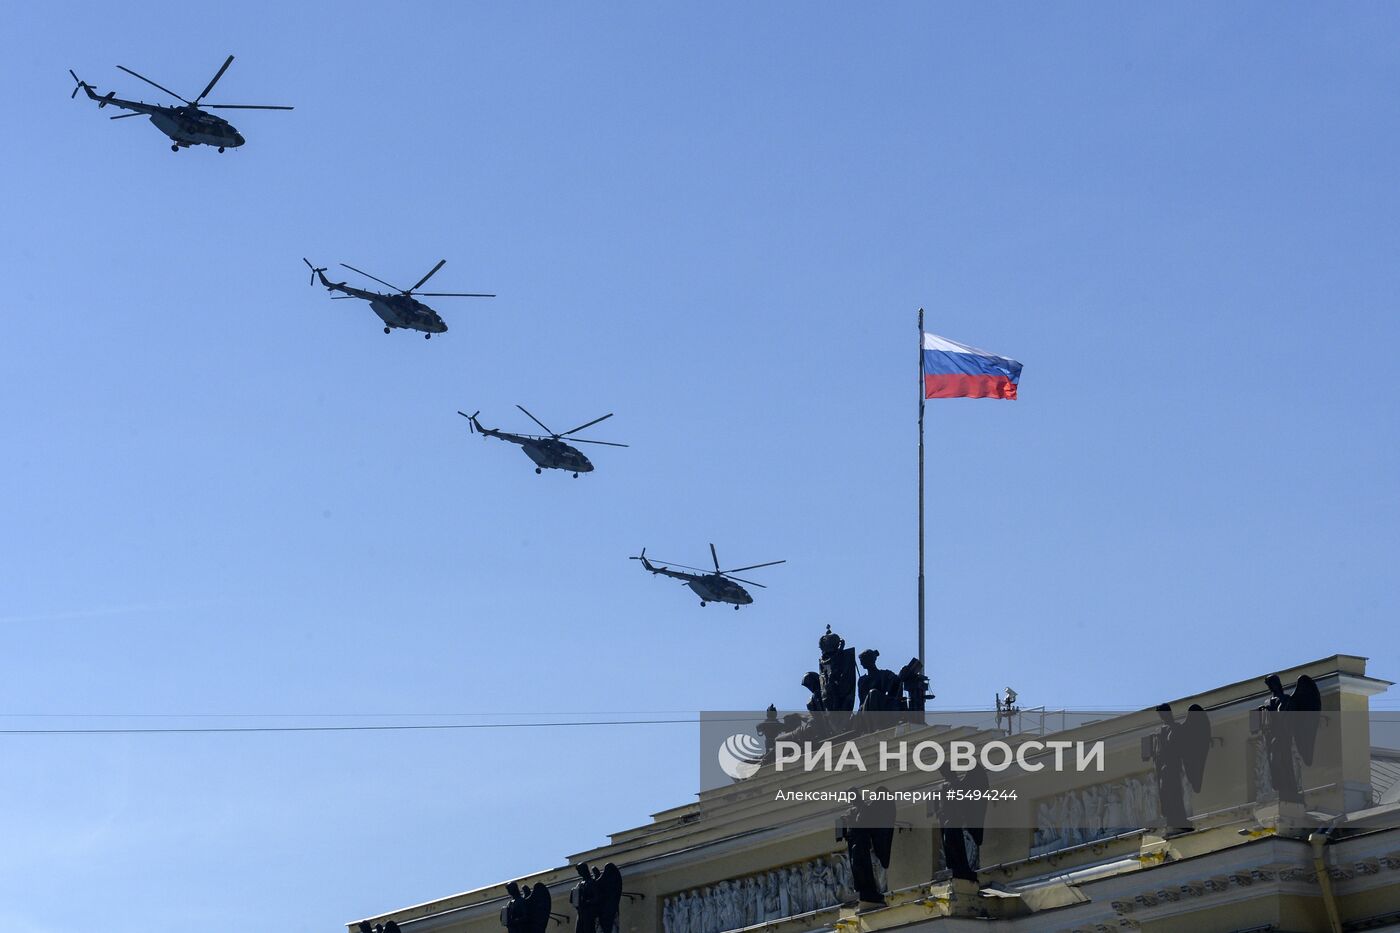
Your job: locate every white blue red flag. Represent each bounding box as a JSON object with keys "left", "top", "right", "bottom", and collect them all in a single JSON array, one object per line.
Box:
[{"left": 922, "top": 331, "right": 1022, "bottom": 400}]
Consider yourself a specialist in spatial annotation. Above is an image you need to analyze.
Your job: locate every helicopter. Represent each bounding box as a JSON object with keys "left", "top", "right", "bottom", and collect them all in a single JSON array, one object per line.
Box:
[
  {"left": 631, "top": 544, "right": 785, "bottom": 609},
  {"left": 303, "top": 259, "right": 494, "bottom": 338},
  {"left": 459, "top": 407, "right": 626, "bottom": 477},
  {"left": 68, "top": 55, "right": 292, "bottom": 153}
]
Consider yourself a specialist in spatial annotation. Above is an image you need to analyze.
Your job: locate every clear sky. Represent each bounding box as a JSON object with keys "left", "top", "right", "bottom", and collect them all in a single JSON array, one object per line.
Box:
[{"left": 3, "top": 2, "right": 1398, "bottom": 931}]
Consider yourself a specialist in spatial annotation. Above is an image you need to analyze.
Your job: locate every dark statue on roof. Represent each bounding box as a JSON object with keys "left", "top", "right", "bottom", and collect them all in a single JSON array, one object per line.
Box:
[
  {"left": 570, "top": 865, "right": 597, "bottom": 932},
  {"left": 800, "top": 670, "right": 824, "bottom": 714},
  {"left": 502, "top": 881, "right": 553, "bottom": 933},
  {"left": 857, "top": 649, "right": 903, "bottom": 713},
  {"left": 838, "top": 789, "right": 896, "bottom": 905},
  {"left": 1144, "top": 703, "right": 1212, "bottom": 833},
  {"left": 1259, "top": 673, "right": 1322, "bottom": 804},
  {"left": 935, "top": 764, "right": 990, "bottom": 882},
  {"left": 818, "top": 625, "right": 857, "bottom": 717},
  {"left": 769, "top": 672, "right": 829, "bottom": 756},
  {"left": 358, "top": 922, "right": 401, "bottom": 933},
  {"left": 756, "top": 705, "right": 786, "bottom": 758},
  {"left": 899, "top": 657, "right": 930, "bottom": 724},
  {"left": 570, "top": 862, "right": 622, "bottom": 933}
]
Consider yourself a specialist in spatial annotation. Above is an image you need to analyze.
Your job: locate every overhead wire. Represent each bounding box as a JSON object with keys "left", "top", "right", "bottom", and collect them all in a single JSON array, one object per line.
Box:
[{"left": 0, "top": 715, "right": 749, "bottom": 735}]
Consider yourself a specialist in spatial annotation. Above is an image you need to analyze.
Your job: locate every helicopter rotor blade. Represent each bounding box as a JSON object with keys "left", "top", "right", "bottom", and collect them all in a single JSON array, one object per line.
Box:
[
  {"left": 69, "top": 70, "right": 84, "bottom": 99},
  {"left": 329, "top": 295, "right": 353, "bottom": 299},
  {"left": 721, "top": 559, "right": 786, "bottom": 574},
  {"left": 109, "top": 112, "right": 143, "bottom": 120},
  {"left": 710, "top": 543, "right": 720, "bottom": 573},
  {"left": 205, "top": 103, "right": 294, "bottom": 110},
  {"left": 559, "top": 413, "right": 614, "bottom": 437},
  {"left": 406, "top": 259, "right": 447, "bottom": 294},
  {"left": 567, "top": 438, "right": 629, "bottom": 448},
  {"left": 721, "top": 574, "right": 768, "bottom": 588},
  {"left": 514, "top": 405, "right": 555, "bottom": 437},
  {"left": 663, "top": 564, "right": 711, "bottom": 575},
  {"left": 414, "top": 292, "right": 495, "bottom": 298},
  {"left": 194, "top": 55, "right": 234, "bottom": 105},
  {"left": 339, "top": 263, "right": 401, "bottom": 292},
  {"left": 116, "top": 64, "right": 189, "bottom": 103},
  {"left": 636, "top": 557, "right": 711, "bottom": 574},
  {"left": 457, "top": 410, "right": 481, "bottom": 433}
]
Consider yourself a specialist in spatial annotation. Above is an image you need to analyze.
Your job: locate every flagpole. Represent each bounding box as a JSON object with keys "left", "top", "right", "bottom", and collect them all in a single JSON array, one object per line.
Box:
[{"left": 917, "top": 307, "right": 926, "bottom": 670}]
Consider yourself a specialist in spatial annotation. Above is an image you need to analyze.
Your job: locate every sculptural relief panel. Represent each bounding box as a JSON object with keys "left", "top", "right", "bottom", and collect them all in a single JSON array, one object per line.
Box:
[{"left": 661, "top": 853, "right": 855, "bottom": 933}]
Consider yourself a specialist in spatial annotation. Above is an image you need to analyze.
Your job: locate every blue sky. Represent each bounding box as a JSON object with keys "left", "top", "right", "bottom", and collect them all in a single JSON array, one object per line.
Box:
[{"left": 3, "top": 2, "right": 1398, "bottom": 930}]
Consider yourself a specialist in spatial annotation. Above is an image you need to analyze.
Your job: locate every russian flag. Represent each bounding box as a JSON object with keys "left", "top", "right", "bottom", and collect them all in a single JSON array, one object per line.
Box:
[{"left": 922, "top": 331, "right": 1023, "bottom": 400}]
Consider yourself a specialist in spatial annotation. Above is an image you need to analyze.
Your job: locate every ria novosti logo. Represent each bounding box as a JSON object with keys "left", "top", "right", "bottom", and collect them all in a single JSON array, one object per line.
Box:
[{"left": 717, "top": 733, "right": 766, "bottom": 779}]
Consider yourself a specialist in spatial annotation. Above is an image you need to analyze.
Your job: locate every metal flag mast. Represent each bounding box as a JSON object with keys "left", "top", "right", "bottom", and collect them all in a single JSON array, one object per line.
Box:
[
  {"left": 915, "top": 313, "right": 1021, "bottom": 671},
  {"left": 917, "top": 307, "right": 926, "bottom": 670}
]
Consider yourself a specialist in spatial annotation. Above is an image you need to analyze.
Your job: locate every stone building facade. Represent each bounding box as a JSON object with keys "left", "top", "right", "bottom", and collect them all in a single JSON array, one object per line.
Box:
[{"left": 349, "top": 655, "right": 1400, "bottom": 933}]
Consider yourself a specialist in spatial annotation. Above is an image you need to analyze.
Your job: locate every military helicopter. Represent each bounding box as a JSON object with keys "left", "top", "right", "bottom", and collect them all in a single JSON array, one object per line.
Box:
[
  {"left": 303, "top": 258, "right": 494, "bottom": 339},
  {"left": 631, "top": 544, "right": 785, "bottom": 609},
  {"left": 68, "top": 55, "right": 292, "bottom": 152},
  {"left": 458, "top": 407, "right": 626, "bottom": 477}
]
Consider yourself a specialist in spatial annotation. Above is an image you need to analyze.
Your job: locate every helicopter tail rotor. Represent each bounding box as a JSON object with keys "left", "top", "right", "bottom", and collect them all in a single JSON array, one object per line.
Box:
[
  {"left": 302, "top": 258, "right": 327, "bottom": 287},
  {"left": 69, "top": 70, "right": 94, "bottom": 100},
  {"left": 457, "top": 410, "right": 482, "bottom": 434}
]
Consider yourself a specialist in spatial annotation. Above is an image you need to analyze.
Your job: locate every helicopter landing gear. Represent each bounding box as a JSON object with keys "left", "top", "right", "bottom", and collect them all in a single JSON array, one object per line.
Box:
[
  {"left": 535, "top": 467, "right": 542, "bottom": 474},
  {"left": 383, "top": 326, "right": 391, "bottom": 334},
  {"left": 700, "top": 600, "right": 707, "bottom": 607},
  {"left": 572, "top": 472, "right": 579, "bottom": 478},
  {"left": 171, "top": 144, "right": 179, "bottom": 152},
  {"left": 424, "top": 333, "right": 431, "bottom": 339},
  {"left": 218, "top": 146, "right": 225, "bottom": 153},
  {"left": 734, "top": 605, "right": 740, "bottom": 610}
]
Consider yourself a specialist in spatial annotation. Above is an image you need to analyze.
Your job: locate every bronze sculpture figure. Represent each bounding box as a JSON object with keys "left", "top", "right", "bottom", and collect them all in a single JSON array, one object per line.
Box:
[
  {"left": 936, "top": 765, "right": 989, "bottom": 882},
  {"left": 818, "top": 626, "right": 857, "bottom": 718},
  {"left": 1144, "top": 703, "right": 1211, "bottom": 832},
  {"left": 838, "top": 790, "right": 895, "bottom": 905},
  {"left": 1258, "top": 673, "right": 1321, "bottom": 804}
]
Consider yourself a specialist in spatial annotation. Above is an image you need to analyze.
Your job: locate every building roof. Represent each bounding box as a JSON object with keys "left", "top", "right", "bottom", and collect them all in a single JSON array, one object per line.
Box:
[{"left": 348, "top": 653, "right": 1399, "bottom": 933}]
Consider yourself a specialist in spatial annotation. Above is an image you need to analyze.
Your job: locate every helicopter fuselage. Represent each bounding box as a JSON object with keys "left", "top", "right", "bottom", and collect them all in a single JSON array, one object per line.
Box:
[
  {"left": 521, "top": 438, "right": 593, "bottom": 473},
  {"left": 367, "top": 295, "right": 448, "bottom": 334},
  {"left": 70, "top": 73, "right": 266, "bottom": 152},
  {"left": 686, "top": 575, "right": 752, "bottom": 606},
  {"left": 149, "top": 106, "right": 244, "bottom": 149},
  {"left": 637, "top": 557, "right": 753, "bottom": 606},
  {"left": 479, "top": 428, "right": 593, "bottom": 473},
  {"left": 315, "top": 273, "right": 448, "bottom": 334},
  {"left": 462, "top": 411, "right": 618, "bottom": 477}
]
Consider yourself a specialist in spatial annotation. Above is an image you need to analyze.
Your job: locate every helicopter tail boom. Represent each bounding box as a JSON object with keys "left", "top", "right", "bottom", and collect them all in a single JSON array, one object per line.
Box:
[{"left": 70, "top": 73, "right": 156, "bottom": 118}]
